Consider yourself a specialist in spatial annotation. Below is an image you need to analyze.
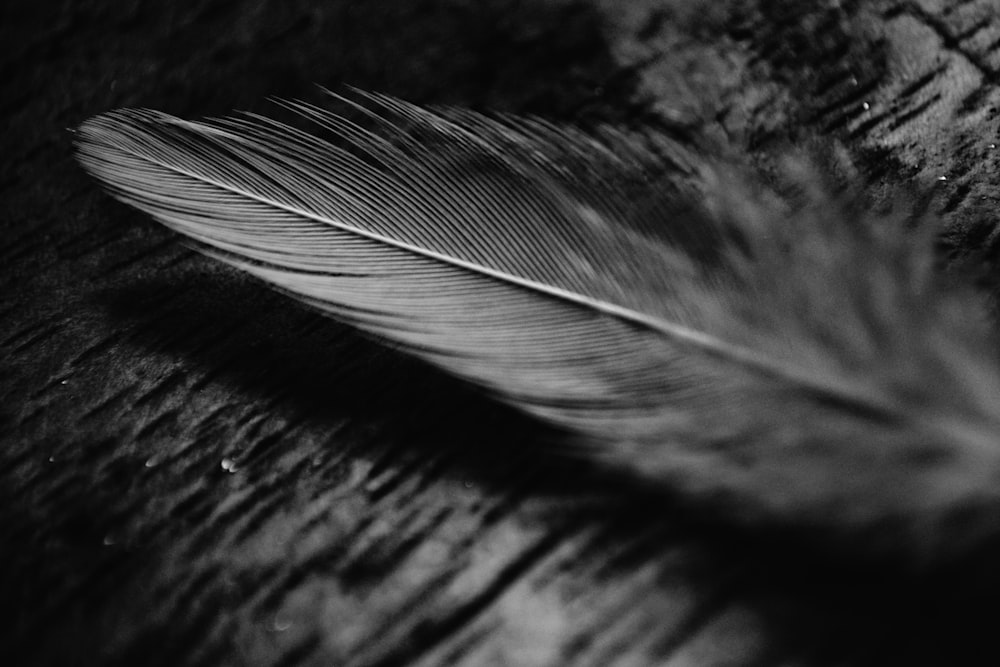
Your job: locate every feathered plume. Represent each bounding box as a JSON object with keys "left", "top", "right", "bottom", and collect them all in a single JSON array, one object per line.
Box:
[{"left": 74, "top": 90, "right": 1000, "bottom": 568}]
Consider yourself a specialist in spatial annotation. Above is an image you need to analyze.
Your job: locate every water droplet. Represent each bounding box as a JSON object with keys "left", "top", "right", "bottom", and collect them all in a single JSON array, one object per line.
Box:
[
  {"left": 221, "top": 458, "right": 238, "bottom": 473},
  {"left": 990, "top": 143, "right": 996, "bottom": 149},
  {"left": 144, "top": 457, "right": 157, "bottom": 468},
  {"left": 60, "top": 379, "right": 68, "bottom": 385},
  {"left": 48, "top": 455, "right": 56, "bottom": 463},
  {"left": 271, "top": 616, "right": 292, "bottom": 632},
  {"left": 464, "top": 481, "right": 473, "bottom": 489},
  {"left": 102, "top": 535, "right": 116, "bottom": 546},
  {"left": 862, "top": 102, "right": 870, "bottom": 111},
  {"left": 850, "top": 76, "right": 859, "bottom": 86},
  {"left": 937, "top": 175, "right": 948, "bottom": 181}
]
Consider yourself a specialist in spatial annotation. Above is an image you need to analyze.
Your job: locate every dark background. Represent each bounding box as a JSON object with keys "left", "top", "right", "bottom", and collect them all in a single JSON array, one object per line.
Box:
[{"left": 3, "top": 1, "right": 1000, "bottom": 665}]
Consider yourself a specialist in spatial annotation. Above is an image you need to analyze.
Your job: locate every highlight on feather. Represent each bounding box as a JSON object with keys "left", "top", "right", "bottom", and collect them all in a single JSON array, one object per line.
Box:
[{"left": 74, "top": 89, "right": 1000, "bottom": 567}]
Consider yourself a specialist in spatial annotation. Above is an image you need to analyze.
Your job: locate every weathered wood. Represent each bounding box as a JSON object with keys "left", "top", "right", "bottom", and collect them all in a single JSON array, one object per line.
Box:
[{"left": 3, "top": 1, "right": 999, "bottom": 665}]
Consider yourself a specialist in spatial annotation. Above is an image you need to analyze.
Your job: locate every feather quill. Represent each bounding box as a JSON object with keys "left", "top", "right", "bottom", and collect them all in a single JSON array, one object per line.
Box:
[{"left": 74, "top": 91, "right": 1000, "bottom": 566}]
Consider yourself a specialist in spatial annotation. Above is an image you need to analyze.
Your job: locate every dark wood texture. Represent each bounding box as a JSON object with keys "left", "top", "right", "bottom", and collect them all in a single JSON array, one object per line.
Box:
[{"left": 3, "top": 1, "right": 1000, "bottom": 665}]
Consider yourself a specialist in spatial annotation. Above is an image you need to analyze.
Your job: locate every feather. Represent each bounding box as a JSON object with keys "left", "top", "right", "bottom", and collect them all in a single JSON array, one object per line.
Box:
[{"left": 74, "top": 90, "right": 1000, "bottom": 567}]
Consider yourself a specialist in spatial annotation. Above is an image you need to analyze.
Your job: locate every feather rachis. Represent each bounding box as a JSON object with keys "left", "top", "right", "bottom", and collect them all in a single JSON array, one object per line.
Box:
[{"left": 75, "top": 93, "right": 1000, "bottom": 564}]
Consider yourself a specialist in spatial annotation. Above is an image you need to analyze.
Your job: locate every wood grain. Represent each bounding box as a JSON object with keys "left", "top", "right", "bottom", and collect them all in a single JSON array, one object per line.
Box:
[{"left": 3, "top": 1, "right": 999, "bottom": 665}]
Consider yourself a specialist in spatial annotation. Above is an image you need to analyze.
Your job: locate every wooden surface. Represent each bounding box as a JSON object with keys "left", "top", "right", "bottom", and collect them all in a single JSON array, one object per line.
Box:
[{"left": 3, "top": 1, "right": 1000, "bottom": 665}]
